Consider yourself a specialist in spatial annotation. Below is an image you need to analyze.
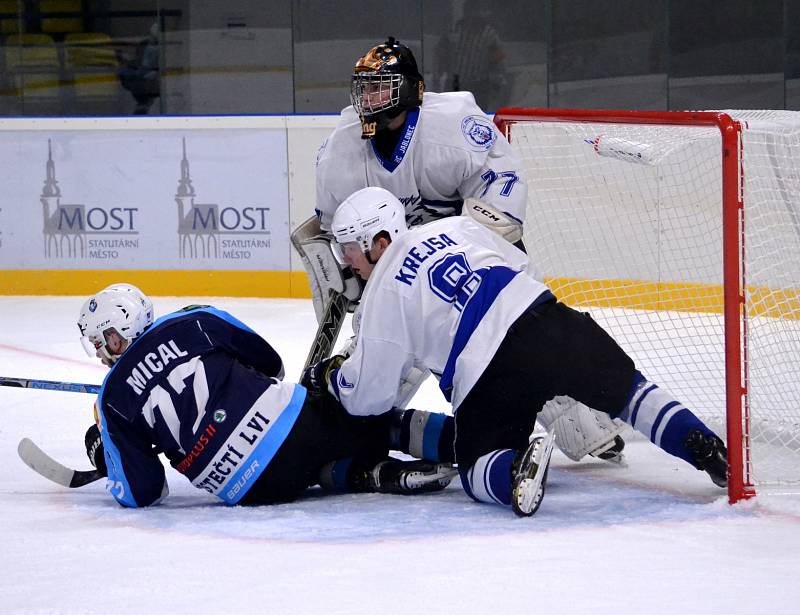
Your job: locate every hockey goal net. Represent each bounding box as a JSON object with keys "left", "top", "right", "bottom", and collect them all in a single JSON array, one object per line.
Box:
[{"left": 494, "top": 108, "right": 800, "bottom": 503}]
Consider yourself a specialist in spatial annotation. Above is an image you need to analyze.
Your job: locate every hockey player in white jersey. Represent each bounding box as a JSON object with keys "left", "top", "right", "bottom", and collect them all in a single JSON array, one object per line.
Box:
[
  {"left": 302, "top": 187, "right": 729, "bottom": 517},
  {"left": 293, "top": 36, "right": 627, "bottom": 463}
]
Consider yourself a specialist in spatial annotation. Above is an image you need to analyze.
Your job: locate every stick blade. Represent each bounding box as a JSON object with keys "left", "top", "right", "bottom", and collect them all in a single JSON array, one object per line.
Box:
[{"left": 18, "top": 438, "right": 102, "bottom": 488}]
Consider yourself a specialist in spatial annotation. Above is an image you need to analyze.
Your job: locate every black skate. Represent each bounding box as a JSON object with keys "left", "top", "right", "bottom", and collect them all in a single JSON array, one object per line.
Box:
[
  {"left": 684, "top": 429, "right": 728, "bottom": 488},
  {"left": 511, "top": 431, "right": 556, "bottom": 517},
  {"left": 370, "top": 459, "right": 457, "bottom": 495}
]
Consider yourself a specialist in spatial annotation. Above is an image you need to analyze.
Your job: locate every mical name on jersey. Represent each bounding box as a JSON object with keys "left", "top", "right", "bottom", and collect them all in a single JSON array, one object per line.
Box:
[{"left": 125, "top": 339, "right": 189, "bottom": 395}]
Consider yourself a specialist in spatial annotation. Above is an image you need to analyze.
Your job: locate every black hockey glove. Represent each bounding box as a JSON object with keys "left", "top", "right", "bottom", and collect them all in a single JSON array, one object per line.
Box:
[
  {"left": 301, "top": 354, "right": 345, "bottom": 393},
  {"left": 84, "top": 424, "right": 108, "bottom": 476}
]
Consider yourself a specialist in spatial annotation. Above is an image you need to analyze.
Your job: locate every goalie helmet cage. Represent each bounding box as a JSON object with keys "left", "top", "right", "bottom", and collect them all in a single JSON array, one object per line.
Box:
[{"left": 494, "top": 108, "right": 800, "bottom": 504}]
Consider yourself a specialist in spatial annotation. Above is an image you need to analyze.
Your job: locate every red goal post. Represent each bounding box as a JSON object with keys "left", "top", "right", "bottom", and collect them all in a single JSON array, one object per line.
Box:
[{"left": 494, "top": 108, "right": 800, "bottom": 503}]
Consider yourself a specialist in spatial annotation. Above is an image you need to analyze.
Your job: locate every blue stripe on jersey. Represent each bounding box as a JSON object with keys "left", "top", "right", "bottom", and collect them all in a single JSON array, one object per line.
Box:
[
  {"left": 422, "top": 412, "right": 447, "bottom": 461},
  {"left": 371, "top": 107, "right": 420, "bottom": 172},
  {"left": 222, "top": 384, "right": 307, "bottom": 505},
  {"left": 439, "top": 266, "right": 518, "bottom": 401},
  {"left": 95, "top": 388, "right": 137, "bottom": 507}
]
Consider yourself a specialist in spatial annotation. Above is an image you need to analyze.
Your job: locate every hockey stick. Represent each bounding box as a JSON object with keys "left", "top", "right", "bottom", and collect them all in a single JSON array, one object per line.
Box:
[
  {"left": 0, "top": 376, "right": 100, "bottom": 395},
  {"left": 17, "top": 438, "right": 104, "bottom": 488},
  {"left": 300, "top": 290, "right": 351, "bottom": 376},
  {"left": 6, "top": 378, "right": 105, "bottom": 487}
]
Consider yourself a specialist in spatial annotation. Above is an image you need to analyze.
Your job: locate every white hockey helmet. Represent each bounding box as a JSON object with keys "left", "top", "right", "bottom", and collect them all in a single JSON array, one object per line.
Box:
[
  {"left": 330, "top": 187, "right": 407, "bottom": 263},
  {"left": 101, "top": 282, "right": 154, "bottom": 326},
  {"left": 77, "top": 286, "right": 153, "bottom": 363}
]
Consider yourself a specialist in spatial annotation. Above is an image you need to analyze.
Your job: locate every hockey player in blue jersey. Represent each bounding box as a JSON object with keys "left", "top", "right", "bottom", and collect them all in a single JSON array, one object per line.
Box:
[
  {"left": 78, "top": 283, "right": 455, "bottom": 508},
  {"left": 303, "top": 186, "right": 729, "bottom": 517}
]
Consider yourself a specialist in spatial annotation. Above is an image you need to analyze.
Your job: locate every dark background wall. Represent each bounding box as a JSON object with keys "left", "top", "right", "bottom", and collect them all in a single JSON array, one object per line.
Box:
[{"left": 1, "top": 0, "right": 798, "bottom": 116}]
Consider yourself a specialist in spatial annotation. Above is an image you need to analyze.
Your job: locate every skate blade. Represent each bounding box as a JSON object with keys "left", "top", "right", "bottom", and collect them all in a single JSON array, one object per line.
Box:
[{"left": 513, "top": 431, "right": 556, "bottom": 517}]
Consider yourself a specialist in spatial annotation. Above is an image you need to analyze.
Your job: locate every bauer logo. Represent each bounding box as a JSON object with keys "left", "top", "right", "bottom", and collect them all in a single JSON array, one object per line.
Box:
[
  {"left": 174, "top": 138, "right": 272, "bottom": 260},
  {"left": 40, "top": 140, "right": 140, "bottom": 260},
  {"left": 461, "top": 115, "right": 496, "bottom": 151}
]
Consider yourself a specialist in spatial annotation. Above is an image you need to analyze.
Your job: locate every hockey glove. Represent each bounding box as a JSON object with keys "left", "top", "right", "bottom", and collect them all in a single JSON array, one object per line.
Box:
[
  {"left": 301, "top": 354, "right": 346, "bottom": 393},
  {"left": 84, "top": 424, "right": 108, "bottom": 476}
]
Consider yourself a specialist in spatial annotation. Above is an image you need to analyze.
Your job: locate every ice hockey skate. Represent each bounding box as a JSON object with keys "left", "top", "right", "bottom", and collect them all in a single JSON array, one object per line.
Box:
[
  {"left": 684, "top": 429, "right": 728, "bottom": 488},
  {"left": 511, "top": 431, "right": 556, "bottom": 517},
  {"left": 370, "top": 459, "right": 458, "bottom": 495}
]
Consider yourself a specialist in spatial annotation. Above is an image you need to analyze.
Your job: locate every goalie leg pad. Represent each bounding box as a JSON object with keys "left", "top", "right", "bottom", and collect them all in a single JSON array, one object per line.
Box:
[{"left": 539, "top": 396, "right": 627, "bottom": 462}]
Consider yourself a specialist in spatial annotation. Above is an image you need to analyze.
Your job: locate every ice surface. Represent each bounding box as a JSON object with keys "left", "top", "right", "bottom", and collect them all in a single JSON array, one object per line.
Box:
[{"left": 1, "top": 296, "right": 799, "bottom": 614}]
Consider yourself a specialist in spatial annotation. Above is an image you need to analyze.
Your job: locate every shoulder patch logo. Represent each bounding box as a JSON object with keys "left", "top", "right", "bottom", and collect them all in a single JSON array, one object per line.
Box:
[{"left": 461, "top": 115, "right": 497, "bottom": 151}]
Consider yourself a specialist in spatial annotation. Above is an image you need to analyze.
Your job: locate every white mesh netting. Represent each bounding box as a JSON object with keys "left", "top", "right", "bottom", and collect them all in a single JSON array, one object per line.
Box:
[{"left": 506, "top": 110, "right": 800, "bottom": 489}]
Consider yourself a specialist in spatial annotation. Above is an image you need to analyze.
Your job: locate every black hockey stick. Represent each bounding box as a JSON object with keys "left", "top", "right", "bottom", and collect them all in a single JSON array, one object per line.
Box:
[
  {"left": 300, "top": 290, "right": 351, "bottom": 376},
  {"left": 17, "top": 438, "right": 104, "bottom": 488},
  {"left": 1, "top": 376, "right": 101, "bottom": 395}
]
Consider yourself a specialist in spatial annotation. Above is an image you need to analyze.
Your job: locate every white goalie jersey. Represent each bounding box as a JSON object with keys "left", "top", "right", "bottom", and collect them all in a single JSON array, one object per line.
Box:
[
  {"left": 315, "top": 91, "right": 528, "bottom": 232},
  {"left": 330, "top": 216, "right": 550, "bottom": 417}
]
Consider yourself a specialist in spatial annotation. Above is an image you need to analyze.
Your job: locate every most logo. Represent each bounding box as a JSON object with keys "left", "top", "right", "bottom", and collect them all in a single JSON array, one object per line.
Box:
[
  {"left": 40, "top": 140, "right": 139, "bottom": 259},
  {"left": 174, "top": 138, "right": 271, "bottom": 259}
]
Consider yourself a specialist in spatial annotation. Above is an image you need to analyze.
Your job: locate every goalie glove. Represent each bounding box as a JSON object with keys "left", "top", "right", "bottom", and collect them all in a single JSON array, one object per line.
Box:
[
  {"left": 84, "top": 424, "right": 108, "bottom": 476},
  {"left": 462, "top": 197, "right": 523, "bottom": 244}
]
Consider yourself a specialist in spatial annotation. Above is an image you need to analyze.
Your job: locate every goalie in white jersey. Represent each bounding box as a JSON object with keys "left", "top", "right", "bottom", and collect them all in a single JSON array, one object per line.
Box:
[
  {"left": 302, "top": 187, "right": 729, "bottom": 517},
  {"left": 314, "top": 37, "right": 527, "bottom": 236},
  {"left": 296, "top": 36, "right": 528, "bottom": 322}
]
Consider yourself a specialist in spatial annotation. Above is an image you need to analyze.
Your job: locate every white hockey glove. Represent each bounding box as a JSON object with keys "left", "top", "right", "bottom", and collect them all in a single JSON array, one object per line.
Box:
[
  {"left": 537, "top": 396, "right": 627, "bottom": 463},
  {"left": 291, "top": 215, "right": 362, "bottom": 324},
  {"left": 462, "top": 198, "right": 523, "bottom": 244}
]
